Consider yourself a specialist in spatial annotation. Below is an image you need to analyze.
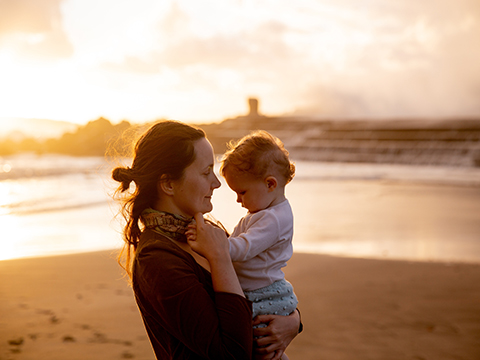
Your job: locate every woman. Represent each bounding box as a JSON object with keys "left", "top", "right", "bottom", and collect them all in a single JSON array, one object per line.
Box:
[{"left": 112, "top": 120, "right": 300, "bottom": 360}]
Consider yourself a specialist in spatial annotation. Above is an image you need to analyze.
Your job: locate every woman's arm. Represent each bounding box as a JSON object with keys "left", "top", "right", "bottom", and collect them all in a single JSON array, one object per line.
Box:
[
  {"left": 136, "top": 226, "right": 252, "bottom": 359},
  {"left": 252, "top": 310, "right": 301, "bottom": 360}
]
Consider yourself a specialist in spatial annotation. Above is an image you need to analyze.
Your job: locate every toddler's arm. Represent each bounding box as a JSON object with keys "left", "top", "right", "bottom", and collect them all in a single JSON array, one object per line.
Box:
[{"left": 229, "top": 211, "right": 283, "bottom": 261}]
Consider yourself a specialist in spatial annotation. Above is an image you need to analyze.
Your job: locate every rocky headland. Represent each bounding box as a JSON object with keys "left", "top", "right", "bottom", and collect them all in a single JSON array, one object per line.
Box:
[{"left": 202, "top": 99, "right": 480, "bottom": 167}]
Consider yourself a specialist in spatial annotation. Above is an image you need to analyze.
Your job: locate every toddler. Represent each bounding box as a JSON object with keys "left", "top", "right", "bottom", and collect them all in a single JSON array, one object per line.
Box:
[{"left": 219, "top": 130, "right": 298, "bottom": 322}]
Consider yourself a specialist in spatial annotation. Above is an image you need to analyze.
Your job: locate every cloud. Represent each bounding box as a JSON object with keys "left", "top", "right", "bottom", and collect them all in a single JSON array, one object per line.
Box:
[
  {"left": 286, "top": 85, "right": 372, "bottom": 118},
  {"left": 161, "top": 25, "right": 290, "bottom": 69},
  {"left": 101, "top": 56, "right": 161, "bottom": 74},
  {"left": 101, "top": 16, "right": 292, "bottom": 74},
  {"left": 158, "top": 0, "right": 191, "bottom": 39},
  {"left": 87, "top": 0, "right": 480, "bottom": 120},
  {"left": 285, "top": 0, "right": 480, "bottom": 118},
  {"left": 0, "top": 0, "right": 73, "bottom": 59},
  {"left": 0, "top": 0, "right": 59, "bottom": 34}
]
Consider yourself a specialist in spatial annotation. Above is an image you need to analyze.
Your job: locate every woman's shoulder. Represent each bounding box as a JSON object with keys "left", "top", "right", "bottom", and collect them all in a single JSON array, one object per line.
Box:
[
  {"left": 133, "top": 229, "right": 213, "bottom": 294},
  {"left": 136, "top": 229, "right": 192, "bottom": 266},
  {"left": 134, "top": 229, "right": 202, "bottom": 281}
]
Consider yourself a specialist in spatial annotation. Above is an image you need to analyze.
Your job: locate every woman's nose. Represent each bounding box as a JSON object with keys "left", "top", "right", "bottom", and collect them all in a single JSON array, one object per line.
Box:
[
  {"left": 212, "top": 173, "right": 221, "bottom": 189},
  {"left": 236, "top": 194, "right": 242, "bottom": 203}
]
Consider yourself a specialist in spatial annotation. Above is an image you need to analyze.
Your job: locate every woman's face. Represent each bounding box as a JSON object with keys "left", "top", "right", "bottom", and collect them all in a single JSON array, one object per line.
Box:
[{"left": 170, "top": 138, "right": 221, "bottom": 218}]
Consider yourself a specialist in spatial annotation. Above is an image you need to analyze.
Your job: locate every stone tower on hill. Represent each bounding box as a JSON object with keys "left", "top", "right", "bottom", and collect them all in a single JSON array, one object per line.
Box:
[{"left": 248, "top": 98, "right": 259, "bottom": 117}]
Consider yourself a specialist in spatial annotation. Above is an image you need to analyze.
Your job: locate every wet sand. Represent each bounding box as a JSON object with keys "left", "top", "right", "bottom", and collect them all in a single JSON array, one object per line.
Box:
[{"left": 1, "top": 250, "right": 479, "bottom": 360}]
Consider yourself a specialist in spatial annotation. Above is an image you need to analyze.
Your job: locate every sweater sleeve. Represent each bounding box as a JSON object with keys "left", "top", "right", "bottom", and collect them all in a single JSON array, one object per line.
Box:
[
  {"left": 134, "top": 243, "right": 253, "bottom": 360},
  {"left": 229, "top": 210, "right": 281, "bottom": 262}
]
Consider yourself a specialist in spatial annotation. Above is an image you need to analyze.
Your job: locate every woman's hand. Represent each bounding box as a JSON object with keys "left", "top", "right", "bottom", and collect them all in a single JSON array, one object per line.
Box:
[
  {"left": 186, "top": 213, "right": 229, "bottom": 263},
  {"left": 252, "top": 310, "right": 300, "bottom": 360},
  {"left": 185, "top": 222, "right": 197, "bottom": 241},
  {"left": 187, "top": 213, "right": 245, "bottom": 297}
]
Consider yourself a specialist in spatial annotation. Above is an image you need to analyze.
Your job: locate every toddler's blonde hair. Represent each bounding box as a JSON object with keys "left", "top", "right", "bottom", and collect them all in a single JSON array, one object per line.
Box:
[{"left": 220, "top": 130, "right": 295, "bottom": 185}]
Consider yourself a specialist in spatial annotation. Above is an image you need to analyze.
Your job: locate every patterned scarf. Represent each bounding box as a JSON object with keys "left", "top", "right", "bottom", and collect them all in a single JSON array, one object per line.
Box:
[{"left": 141, "top": 208, "right": 193, "bottom": 243}]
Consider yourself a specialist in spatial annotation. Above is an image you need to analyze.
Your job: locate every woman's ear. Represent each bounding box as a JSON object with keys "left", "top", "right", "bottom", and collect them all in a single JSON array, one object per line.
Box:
[
  {"left": 265, "top": 176, "right": 278, "bottom": 192},
  {"left": 158, "top": 174, "right": 175, "bottom": 196}
]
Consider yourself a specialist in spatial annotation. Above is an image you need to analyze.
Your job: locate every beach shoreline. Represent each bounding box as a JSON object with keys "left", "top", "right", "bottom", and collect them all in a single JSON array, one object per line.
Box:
[
  {"left": 2, "top": 155, "right": 480, "bottom": 264},
  {"left": 1, "top": 250, "right": 479, "bottom": 360}
]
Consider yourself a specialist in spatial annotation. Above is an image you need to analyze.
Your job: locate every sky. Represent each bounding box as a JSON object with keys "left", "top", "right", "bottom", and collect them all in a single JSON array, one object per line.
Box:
[{"left": 0, "top": 0, "right": 479, "bottom": 125}]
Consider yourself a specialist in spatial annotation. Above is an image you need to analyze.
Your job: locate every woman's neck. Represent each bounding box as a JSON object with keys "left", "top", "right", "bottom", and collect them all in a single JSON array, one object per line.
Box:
[
  {"left": 154, "top": 197, "right": 191, "bottom": 220},
  {"left": 141, "top": 208, "right": 211, "bottom": 272}
]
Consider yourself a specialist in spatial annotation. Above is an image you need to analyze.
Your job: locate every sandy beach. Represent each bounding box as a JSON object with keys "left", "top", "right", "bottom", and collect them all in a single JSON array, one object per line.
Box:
[{"left": 1, "top": 250, "right": 479, "bottom": 360}]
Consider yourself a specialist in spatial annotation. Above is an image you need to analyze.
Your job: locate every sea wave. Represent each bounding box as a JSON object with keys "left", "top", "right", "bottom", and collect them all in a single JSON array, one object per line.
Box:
[
  {"left": 2, "top": 199, "right": 109, "bottom": 215},
  {"left": 0, "top": 154, "right": 115, "bottom": 217},
  {"left": 3, "top": 153, "right": 480, "bottom": 185},
  {"left": 0, "top": 153, "right": 110, "bottom": 181},
  {"left": 1, "top": 154, "right": 480, "bottom": 218},
  {"left": 292, "top": 162, "right": 480, "bottom": 187}
]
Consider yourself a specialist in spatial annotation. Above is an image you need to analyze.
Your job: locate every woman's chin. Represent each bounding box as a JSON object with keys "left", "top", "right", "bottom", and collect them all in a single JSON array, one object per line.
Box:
[{"left": 201, "top": 203, "right": 213, "bottom": 214}]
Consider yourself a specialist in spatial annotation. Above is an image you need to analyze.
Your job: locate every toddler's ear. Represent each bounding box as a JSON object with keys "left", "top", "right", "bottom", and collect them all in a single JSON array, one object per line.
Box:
[{"left": 265, "top": 176, "right": 278, "bottom": 191}]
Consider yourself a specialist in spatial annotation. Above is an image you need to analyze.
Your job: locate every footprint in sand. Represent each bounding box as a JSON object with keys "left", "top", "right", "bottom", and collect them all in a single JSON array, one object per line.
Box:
[
  {"left": 36, "top": 308, "right": 53, "bottom": 315},
  {"left": 62, "top": 335, "right": 76, "bottom": 343},
  {"left": 8, "top": 337, "right": 24, "bottom": 354},
  {"left": 91, "top": 332, "right": 109, "bottom": 343},
  {"left": 35, "top": 308, "right": 61, "bottom": 324},
  {"left": 28, "top": 333, "right": 39, "bottom": 340},
  {"left": 8, "top": 337, "right": 24, "bottom": 346}
]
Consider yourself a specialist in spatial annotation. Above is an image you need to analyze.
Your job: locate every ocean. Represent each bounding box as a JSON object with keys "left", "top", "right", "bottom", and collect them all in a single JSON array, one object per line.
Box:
[{"left": 1, "top": 153, "right": 480, "bottom": 263}]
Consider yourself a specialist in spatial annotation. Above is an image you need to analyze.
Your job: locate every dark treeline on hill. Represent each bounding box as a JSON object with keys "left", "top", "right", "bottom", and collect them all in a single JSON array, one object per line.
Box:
[
  {"left": 0, "top": 118, "right": 136, "bottom": 156},
  {"left": 1, "top": 112, "right": 480, "bottom": 167}
]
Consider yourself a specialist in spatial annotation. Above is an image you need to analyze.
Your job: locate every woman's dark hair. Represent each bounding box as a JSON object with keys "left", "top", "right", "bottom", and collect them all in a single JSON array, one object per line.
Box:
[{"left": 112, "top": 120, "right": 205, "bottom": 278}]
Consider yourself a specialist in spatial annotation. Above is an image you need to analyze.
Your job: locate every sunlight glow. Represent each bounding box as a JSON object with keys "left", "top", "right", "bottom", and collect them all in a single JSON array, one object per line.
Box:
[
  {"left": 0, "top": 182, "right": 11, "bottom": 214},
  {"left": 0, "top": 214, "right": 23, "bottom": 261},
  {"left": 0, "top": 0, "right": 479, "bottom": 124},
  {"left": 0, "top": 54, "right": 85, "bottom": 120},
  {"left": 0, "top": 182, "right": 21, "bottom": 260}
]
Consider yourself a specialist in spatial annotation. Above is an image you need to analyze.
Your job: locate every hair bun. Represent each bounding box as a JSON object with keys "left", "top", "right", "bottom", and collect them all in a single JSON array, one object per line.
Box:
[{"left": 112, "top": 167, "right": 134, "bottom": 191}]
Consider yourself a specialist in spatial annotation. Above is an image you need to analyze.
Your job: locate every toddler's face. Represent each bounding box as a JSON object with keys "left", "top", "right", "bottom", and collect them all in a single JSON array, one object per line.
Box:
[{"left": 224, "top": 169, "right": 273, "bottom": 213}]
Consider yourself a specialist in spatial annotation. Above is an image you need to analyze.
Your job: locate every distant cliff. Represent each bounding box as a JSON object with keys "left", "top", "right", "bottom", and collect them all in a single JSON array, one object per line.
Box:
[
  {"left": 202, "top": 115, "right": 480, "bottom": 168},
  {"left": 1, "top": 114, "right": 480, "bottom": 167}
]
